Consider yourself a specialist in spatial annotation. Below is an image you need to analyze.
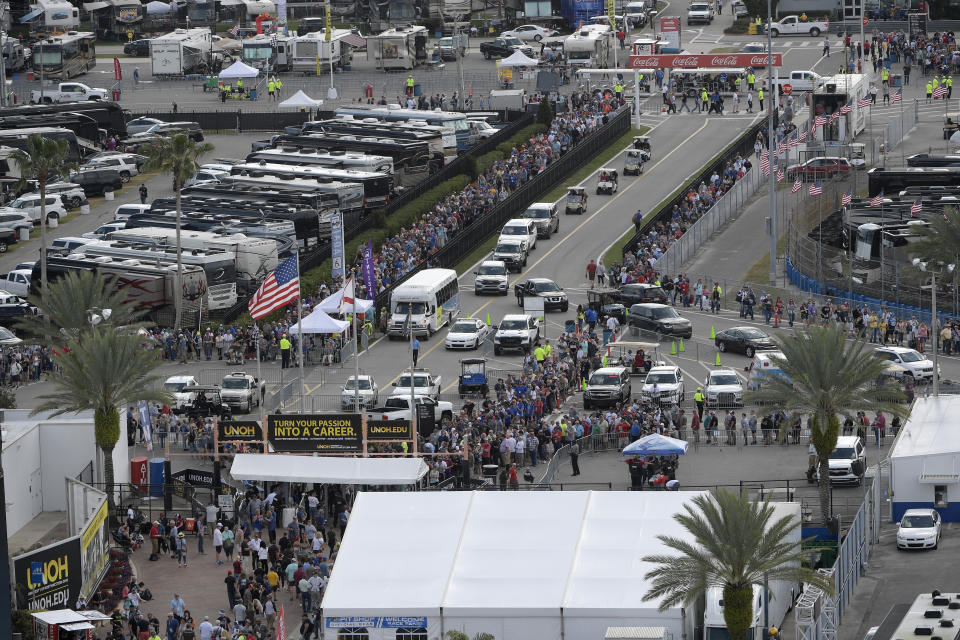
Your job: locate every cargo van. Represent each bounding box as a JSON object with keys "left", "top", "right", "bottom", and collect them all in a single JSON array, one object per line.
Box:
[{"left": 747, "top": 350, "right": 789, "bottom": 390}]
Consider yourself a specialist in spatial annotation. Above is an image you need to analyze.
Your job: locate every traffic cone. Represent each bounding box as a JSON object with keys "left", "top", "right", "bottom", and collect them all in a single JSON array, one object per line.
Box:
[
  {"left": 715, "top": 352, "right": 722, "bottom": 366},
  {"left": 679, "top": 338, "right": 685, "bottom": 353},
  {"left": 670, "top": 341, "right": 677, "bottom": 355},
  {"left": 486, "top": 313, "right": 491, "bottom": 326},
  {"left": 710, "top": 326, "right": 716, "bottom": 340}
]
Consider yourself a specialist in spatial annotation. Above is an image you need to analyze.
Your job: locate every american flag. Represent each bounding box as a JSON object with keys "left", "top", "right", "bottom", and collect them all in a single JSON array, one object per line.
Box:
[
  {"left": 777, "top": 140, "right": 787, "bottom": 156},
  {"left": 857, "top": 96, "right": 873, "bottom": 108},
  {"left": 775, "top": 167, "right": 785, "bottom": 182},
  {"left": 933, "top": 86, "right": 948, "bottom": 99},
  {"left": 229, "top": 23, "right": 240, "bottom": 36},
  {"left": 789, "top": 135, "right": 799, "bottom": 148},
  {"left": 248, "top": 256, "right": 301, "bottom": 319},
  {"left": 892, "top": 89, "right": 902, "bottom": 104},
  {"left": 792, "top": 176, "right": 802, "bottom": 194},
  {"left": 910, "top": 198, "right": 923, "bottom": 215},
  {"left": 808, "top": 180, "right": 823, "bottom": 196},
  {"left": 870, "top": 191, "right": 884, "bottom": 207},
  {"left": 829, "top": 111, "right": 841, "bottom": 123},
  {"left": 798, "top": 127, "right": 808, "bottom": 142},
  {"left": 839, "top": 101, "right": 853, "bottom": 115},
  {"left": 760, "top": 150, "right": 770, "bottom": 176},
  {"left": 814, "top": 114, "right": 827, "bottom": 127},
  {"left": 841, "top": 189, "right": 852, "bottom": 206}
]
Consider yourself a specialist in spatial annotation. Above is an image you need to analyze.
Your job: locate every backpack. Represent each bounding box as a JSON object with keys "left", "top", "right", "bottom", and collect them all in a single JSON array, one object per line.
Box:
[{"left": 141, "top": 588, "right": 153, "bottom": 601}]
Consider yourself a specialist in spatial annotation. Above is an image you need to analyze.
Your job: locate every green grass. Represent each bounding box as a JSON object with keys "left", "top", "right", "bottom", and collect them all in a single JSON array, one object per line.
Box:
[{"left": 541, "top": 126, "right": 650, "bottom": 203}]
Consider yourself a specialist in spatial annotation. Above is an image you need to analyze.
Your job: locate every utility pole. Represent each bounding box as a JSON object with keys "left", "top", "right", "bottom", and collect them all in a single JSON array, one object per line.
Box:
[
  {"left": 0, "top": 419, "right": 13, "bottom": 640},
  {"left": 766, "top": 0, "right": 776, "bottom": 285}
]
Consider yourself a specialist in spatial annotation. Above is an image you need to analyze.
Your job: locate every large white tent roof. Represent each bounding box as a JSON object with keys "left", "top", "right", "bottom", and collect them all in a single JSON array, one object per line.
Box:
[
  {"left": 285, "top": 309, "right": 349, "bottom": 336},
  {"left": 322, "top": 491, "right": 706, "bottom": 617},
  {"left": 890, "top": 396, "right": 960, "bottom": 459},
  {"left": 230, "top": 453, "right": 428, "bottom": 485},
  {"left": 219, "top": 59, "right": 260, "bottom": 78}
]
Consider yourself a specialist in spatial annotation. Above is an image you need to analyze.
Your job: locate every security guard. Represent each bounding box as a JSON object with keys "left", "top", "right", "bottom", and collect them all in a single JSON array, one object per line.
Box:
[
  {"left": 279, "top": 334, "right": 291, "bottom": 369},
  {"left": 275, "top": 76, "right": 282, "bottom": 96},
  {"left": 534, "top": 343, "right": 546, "bottom": 368},
  {"left": 694, "top": 387, "right": 705, "bottom": 420},
  {"left": 268, "top": 77, "right": 276, "bottom": 99},
  {"left": 926, "top": 79, "right": 933, "bottom": 102},
  {"left": 757, "top": 87, "right": 765, "bottom": 111},
  {"left": 734, "top": 75, "right": 742, "bottom": 91},
  {"left": 881, "top": 67, "right": 889, "bottom": 85},
  {"left": 747, "top": 71, "right": 755, "bottom": 90},
  {"left": 700, "top": 88, "right": 709, "bottom": 112},
  {"left": 406, "top": 74, "right": 415, "bottom": 96},
  {"left": 543, "top": 339, "right": 552, "bottom": 359},
  {"left": 614, "top": 80, "right": 623, "bottom": 100},
  {"left": 932, "top": 75, "right": 939, "bottom": 91},
  {"left": 947, "top": 75, "right": 953, "bottom": 100}
]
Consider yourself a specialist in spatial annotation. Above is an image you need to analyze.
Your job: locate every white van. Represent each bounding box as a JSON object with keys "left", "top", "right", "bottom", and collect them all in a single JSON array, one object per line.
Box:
[
  {"left": 747, "top": 350, "right": 788, "bottom": 390},
  {"left": 114, "top": 203, "right": 152, "bottom": 221}
]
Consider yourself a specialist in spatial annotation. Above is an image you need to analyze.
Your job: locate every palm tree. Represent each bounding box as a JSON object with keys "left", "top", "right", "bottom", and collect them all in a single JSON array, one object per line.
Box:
[
  {"left": 12, "top": 134, "right": 75, "bottom": 299},
  {"left": 745, "top": 326, "right": 905, "bottom": 525},
  {"left": 143, "top": 133, "right": 214, "bottom": 328},
  {"left": 642, "top": 490, "right": 835, "bottom": 640}
]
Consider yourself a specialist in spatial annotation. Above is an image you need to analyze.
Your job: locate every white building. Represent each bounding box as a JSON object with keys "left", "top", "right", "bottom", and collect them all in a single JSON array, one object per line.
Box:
[
  {"left": 2, "top": 409, "right": 129, "bottom": 539},
  {"left": 889, "top": 396, "right": 960, "bottom": 523},
  {"left": 321, "top": 491, "right": 707, "bottom": 640}
]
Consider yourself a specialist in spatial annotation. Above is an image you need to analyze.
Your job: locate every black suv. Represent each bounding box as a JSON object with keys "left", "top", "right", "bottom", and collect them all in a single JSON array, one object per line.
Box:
[
  {"left": 123, "top": 39, "right": 150, "bottom": 56},
  {"left": 627, "top": 303, "right": 693, "bottom": 338},
  {"left": 70, "top": 169, "right": 124, "bottom": 196},
  {"left": 618, "top": 283, "right": 669, "bottom": 306}
]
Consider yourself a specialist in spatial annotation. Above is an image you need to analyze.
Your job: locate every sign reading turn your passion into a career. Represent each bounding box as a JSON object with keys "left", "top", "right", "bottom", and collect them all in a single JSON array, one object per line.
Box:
[{"left": 267, "top": 414, "right": 363, "bottom": 452}]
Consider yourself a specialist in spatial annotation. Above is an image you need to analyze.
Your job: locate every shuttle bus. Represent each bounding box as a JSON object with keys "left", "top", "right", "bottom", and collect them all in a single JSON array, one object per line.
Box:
[
  {"left": 34, "top": 32, "right": 96, "bottom": 79},
  {"left": 388, "top": 268, "right": 460, "bottom": 338}
]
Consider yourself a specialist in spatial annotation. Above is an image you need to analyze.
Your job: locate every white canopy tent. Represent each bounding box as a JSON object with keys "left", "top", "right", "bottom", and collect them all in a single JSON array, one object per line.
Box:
[
  {"left": 321, "top": 491, "right": 704, "bottom": 640},
  {"left": 230, "top": 454, "right": 429, "bottom": 486},
  {"left": 499, "top": 49, "right": 539, "bottom": 67},
  {"left": 219, "top": 59, "right": 260, "bottom": 78},
  {"left": 144, "top": 0, "right": 174, "bottom": 13},
  {"left": 285, "top": 309, "right": 349, "bottom": 336},
  {"left": 317, "top": 288, "right": 374, "bottom": 315},
  {"left": 278, "top": 89, "right": 323, "bottom": 109}
]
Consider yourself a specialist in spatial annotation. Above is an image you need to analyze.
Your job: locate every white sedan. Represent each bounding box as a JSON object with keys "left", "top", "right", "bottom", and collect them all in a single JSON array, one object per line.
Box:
[
  {"left": 445, "top": 318, "right": 491, "bottom": 350},
  {"left": 897, "top": 508, "right": 941, "bottom": 550},
  {"left": 500, "top": 25, "right": 558, "bottom": 41}
]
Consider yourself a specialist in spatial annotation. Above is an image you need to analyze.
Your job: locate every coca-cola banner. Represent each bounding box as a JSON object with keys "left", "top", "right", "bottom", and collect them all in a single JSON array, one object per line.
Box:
[{"left": 629, "top": 53, "right": 783, "bottom": 68}]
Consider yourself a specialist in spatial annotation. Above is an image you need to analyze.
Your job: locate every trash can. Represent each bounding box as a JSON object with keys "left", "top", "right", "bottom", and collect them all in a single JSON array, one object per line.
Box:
[
  {"left": 112, "top": 88, "right": 121, "bottom": 101},
  {"left": 250, "top": 88, "right": 257, "bottom": 100},
  {"left": 47, "top": 215, "right": 57, "bottom": 228},
  {"left": 19, "top": 227, "right": 29, "bottom": 241},
  {"left": 413, "top": 83, "right": 422, "bottom": 96},
  {"left": 184, "top": 517, "right": 196, "bottom": 531},
  {"left": 104, "top": 191, "right": 114, "bottom": 201},
  {"left": 80, "top": 204, "right": 90, "bottom": 214},
  {"left": 148, "top": 457, "right": 165, "bottom": 498},
  {"left": 283, "top": 506, "right": 296, "bottom": 528},
  {"left": 131, "top": 456, "right": 149, "bottom": 491}
]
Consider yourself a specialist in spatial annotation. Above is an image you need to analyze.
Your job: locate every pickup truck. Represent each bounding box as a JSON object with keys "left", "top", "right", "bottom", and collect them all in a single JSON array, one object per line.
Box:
[
  {"left": 480, "top": 37, "right": 534, "bottom": 60},
  {"left": 390, "top": 369, "right": 442, "bottom": 401},
  {"left": 220, "top": 371, "right": 266, "bottom": 413},
  {"left": 763, "top": 15, "right": 828, "bottom": 37},
  {"left": 1, "top": 269, "right": 32, "bottom": 297},
  {"left": 366, "top": 395, "right": 454, "bottom": 425},
  {"left": 30, "top": 82, "right": 109, "bottom": 104}
]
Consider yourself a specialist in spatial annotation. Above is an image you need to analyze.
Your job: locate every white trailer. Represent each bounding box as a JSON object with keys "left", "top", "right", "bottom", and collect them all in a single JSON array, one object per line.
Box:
[
  {"left": 367, "top": 25, "right": 427, "bottom": 71},
  {"left": 703, "top": 502, "right": 801, "bottom": 640},
  {"left": 29, "top": 0, "right": 79, "bottom": 30},
  {"left": 241, "top": 33, "right": 293, "bottom": 72},
  {"left": 150, "top": 28, "right": 213, "bottom": 77},
  {"left": 290, "top": 29, "right": 354, "bottom": 74},
  {"left": 811, "top": 73, "right": 868, "bottom": 142},
  {"left": 564, "top": 25, "right": 614, "bottom": 68}
]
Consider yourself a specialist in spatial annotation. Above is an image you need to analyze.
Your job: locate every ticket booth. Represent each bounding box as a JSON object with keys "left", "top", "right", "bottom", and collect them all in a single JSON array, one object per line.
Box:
[{"left": 32, "top": 610, "right": 111, "bottom": 640}]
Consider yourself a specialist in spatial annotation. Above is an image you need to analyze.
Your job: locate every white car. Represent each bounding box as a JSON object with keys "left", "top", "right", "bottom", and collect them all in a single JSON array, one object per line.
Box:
[
  {"left": 469, "top": 119, "right": 499, "bottom": 139},
  {"left": 494, "top": 314, "right": 540, "bottom": 355},
  {"left": 687, "top": 1, "right": 714, "bottom": 24},
  {"left": 113, "top": 203, "right": 152, "bottom": 221},
  {"left": 641, "top": 365, "right": 685, "bottom": 404},
  {"left": 875, "top": 346, "right": 936, "bottom": 381},
  {"left": 499, "top": 218, "right": 538, "bottom": 252},
  {"left": 445, "top": 317, "right": 491, "bottom": 350},
  {"left": 0, "top": 325, "right": 22, "bottom": 346},
  {"left": 391, "top": 369, "right": 442, "bottom": 401},
  {"left": 501, "top": 25, "right": 557, "bottom": 41},
  {"left": 1, "top": 194, "right": 66, "bottom": 225},
  {"left": 340, "top": 374, "right": 379, "bottom": 410},
  {"left": 704, "top": 368, "right": 744, "bottom": 408},
  {"left": 897, "top": 508, "right": 941, "bottom": 550},
  {"left": 0, "top": 212, "right": 36, "bottom": 231},
  {"left": 185, "top": 169, "right": 229, "bottom": 187},
  {"left": 82, "top": 221, "right": 126, "bottom": 240},
  {"left": 220, "top": 371, "right": 265, "bottom": 413},
  {"left": 163, "top": 375, "right": 200, "bottom": 409}
]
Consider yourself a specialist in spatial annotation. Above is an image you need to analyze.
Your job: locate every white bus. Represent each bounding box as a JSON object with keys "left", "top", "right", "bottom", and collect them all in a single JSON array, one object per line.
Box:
[{"left": 388, "top": 268, "right": 460, "bottom": 338}]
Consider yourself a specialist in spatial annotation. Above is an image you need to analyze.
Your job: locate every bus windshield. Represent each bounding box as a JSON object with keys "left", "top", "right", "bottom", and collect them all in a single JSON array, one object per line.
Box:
[
  {"left": 244, "top": 45, "right": 273, "bottom": 60},
  {"left": 394, "top": 301, "right": 427, "bottom": 315},
  {"left": 37, "top": 49, "right": 63, "bottom": 65}
]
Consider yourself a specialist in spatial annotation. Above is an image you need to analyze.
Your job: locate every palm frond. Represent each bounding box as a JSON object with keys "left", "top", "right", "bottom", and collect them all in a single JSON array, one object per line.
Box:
[
  {"left": 142, "top": 133, "right": 215, "bottom": 189},
  {"left": 909, "top": 205, "right": 960, "bottom": 265}
]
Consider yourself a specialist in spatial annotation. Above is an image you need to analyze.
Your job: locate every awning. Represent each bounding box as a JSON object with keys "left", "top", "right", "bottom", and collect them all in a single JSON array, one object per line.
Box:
[
  {"left": 82, "top": 1, "right": 110, "bottom": 9},
  {"left": 340, "top": 33, "right": 365, "bottom": 48},
  {"left": 61, "top": 623, "right": 95, "bottom": 631},
  {"left": 606, "top": 627, "right": 666, "bottom": 640},
  {"left": 919, "top": 473, "right": 960, "bottom": 484},
  {"left": 19, "top": 8, "right": 43, "bottom": 22},
  {"left": 230, "top": 453, "right": 429, "bottom": 485}
]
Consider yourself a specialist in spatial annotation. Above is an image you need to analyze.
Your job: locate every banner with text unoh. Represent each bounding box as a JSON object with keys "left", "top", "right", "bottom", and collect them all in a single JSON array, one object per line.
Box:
[
  {"left": 367, "top": 419, "right": 413, "bottom": 441},
  {"left": 13, "top": 537, "right": 83, "bottom": 610},
  {"left": 217, "top": 420, "right": 264, "bottom": 442},
  {"left": 267, "top": 414, "right": 363, "bottom": 452}
]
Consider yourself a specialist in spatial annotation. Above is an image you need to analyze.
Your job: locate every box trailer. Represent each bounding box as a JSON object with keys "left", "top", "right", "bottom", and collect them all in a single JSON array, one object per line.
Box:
[{"left": 150, "top": 28, "right": 214, "bottom": 77}]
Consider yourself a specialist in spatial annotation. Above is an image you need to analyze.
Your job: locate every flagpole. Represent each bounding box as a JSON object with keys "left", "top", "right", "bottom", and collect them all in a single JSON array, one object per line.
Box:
[
  {"left": 409, "top": 313, "right": 418, "bottom": 456},
  {"left": 296, "top": 246, "right": 306, "bottom": 411},
  {"left": 900, "top": 96, "right": 905, "bottom": 167},
  {"left": 352, "top": 286, "right": 360, "bottom": 414},
  {"left": 255, "top": 323, "right": 264, "bottom": 427}
]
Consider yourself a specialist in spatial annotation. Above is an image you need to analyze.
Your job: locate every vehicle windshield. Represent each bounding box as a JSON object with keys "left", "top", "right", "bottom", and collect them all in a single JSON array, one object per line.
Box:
[
  {"left": 344, "top": 378, "right": 372, "bottom": 390},
  {"left": 901, "top": 514, "right": 935, "bottom": 528},
  {"left": 898, "top": 350, "right": 924, "bottom": 363},
  {"left": 478, "top": 264, "right": 505, "bottom": 275},
  {"left": 533, "top": 281, "right": 560, "bottom": 292},
  {"left": 829, "top": 447, "right": 855, "bottom": 460},
  {"left": 690, "top": 3, "right": 709, "bottom": 9},
  {"left": 741, "top": 328, "right": 769, "bottom": 339},
  {"left": 710, "top": 374, "right": 740, "bottom": 386},
  {"left": 500, "top": 319, "right": 528, "bottom": 330},
  {"left": 497, "top": 244, "right": 521, "bottom": 254},
  {"left": 451, "top": 321, "right": 478, "bottom": 333},
  {"left": 8, "top": 198, "right": 29, "bottom": 208},
  {"left": 567, "top": 193, "right": 582, "bottom": 201},
  {"left": 646, "top": 373, "right": 678, "bottom": 384},
  {"left": 524, "top": 208, "right": 551, "bottom": 219},
  {"left": 502, "top": 225, "right": 527, "bottom": 235},
  {"left": 504, "top": 37, "right": 523, "bottom": 46},
  {"left": 164, "top": 381, "right": 190, "bottom": 392},
  {"left": 394, "top": 301, "right": 427, "bottom": 315},
  {"left": 396, "top": 374, "right": 430, "bottom": 387},
  {"left": 0, "top": 327, "right": 16, "bottom": 340},
  {"left": 568, "top": 51, "right": 591, "bottom": 59},
  {"left": 221, "top": 378, "right": 250, "bottom": 389},
  {"left": 651, "top": 307, "right": 680, "bottom": 319},
  {"left": 590, "top": 373, "right": 621, "bottom": 385}
]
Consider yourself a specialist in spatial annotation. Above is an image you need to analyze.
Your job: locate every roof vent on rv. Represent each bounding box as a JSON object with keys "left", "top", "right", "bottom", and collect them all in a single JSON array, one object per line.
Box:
[
  {"left": 949, "top": 603, "right": 960, "bottom": 610},
  {"left": 67, "top": 30, "right": 78, "bottom": 35},
  {"left": 330, "top": 150, "right": 345, "bottom": 155},
  {"left": 914, "top": 628, "right": 934, "bottom": 636},
  {"left": 933, "top": 597, "right": 950, "bottom": 606},
  {"left": 926, "top": 610, "right": 945, "bottom": 619},
  {"left": 939, "top": 620, "right": 954, "bottom": 628}
]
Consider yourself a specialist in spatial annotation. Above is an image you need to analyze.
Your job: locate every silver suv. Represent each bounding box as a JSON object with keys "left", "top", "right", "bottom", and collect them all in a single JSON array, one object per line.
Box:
[
  {"left": 474, "top": 260, "right": 509, "bottom": 295},
  {"left": 687, "top": 1, "right": 713, "bottom": 24},
  {"left": 583, "top": 366, "right": 631, "bottom": 410}
]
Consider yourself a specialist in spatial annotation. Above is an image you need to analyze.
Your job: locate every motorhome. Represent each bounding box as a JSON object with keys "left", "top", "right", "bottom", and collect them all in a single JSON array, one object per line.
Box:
[
  {"left": 212, "top": 173, "right": 367, "bottom": 216},
  {"left": 241, "top": 33, "right": 293, "bottom": 72},
  {"left": 27, "top": 0, "right": 80, "bottom": 30},
  {"left": 32, "top": 32, "right": 95, "bottom": 79},
  {"left": 151, "top": 28, "right": 214, "bottom": 77},
  {"left": 334, "top": 105, "right": 470, "bottom": 152},
  {"left": 246, "top": 146, "right": 393, "bottom": 176},
  {"left": 2, "top": 35, "right": 26, "bottom": 72},
  {"left": 564, "top": 25, "right": 614, "bottom": 68},
  {"left": 367, "top": 25, "right": 428, "bottom": 71},
  {"left": 228, "top": 162, "right": 392, "bottom": 209},
  {"left": 290, "top": 29, "right": 356, "bottom": 73},
  {"left": 309, "top": 115, "right": 451, "bottom": 155},
  {"left": 811, "top": 74, "right": 868, "bottom": 142},
  {"left": 263, "top": 133, "right": 436, "bottom": 182}
]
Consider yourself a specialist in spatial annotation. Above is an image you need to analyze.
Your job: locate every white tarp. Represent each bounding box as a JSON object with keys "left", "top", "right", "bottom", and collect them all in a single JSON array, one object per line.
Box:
[
  {"left": 285, "top": 309, "right": 349, "bottom": 335},
  {"left": 279, "top": 89, "right": 323, "bottom": 108},
  {"left": 322, "top": 491, "right": 704, "bottom": 640},
  {"left": 317, "top": 289, "right": 374, "bottom": 315},
  {"left": 230, "top": 454, "right": 429, "bottom": 485},
  {"left": 499, "top": 49, "right": 539, "bottom": 67},
  {"left": 219, "top": 59, "right": 260, "bottom": 78},
  {"left": 145, "top": 0, "right": 174, "bottom": 13}
]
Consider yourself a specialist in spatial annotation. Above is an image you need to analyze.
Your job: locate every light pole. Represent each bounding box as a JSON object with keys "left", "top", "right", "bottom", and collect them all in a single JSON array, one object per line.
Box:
[
  {"left": 766, "top": 0, "right": 776, "bottom": 285},
  {"left": 911, "top": 258, "right": 953, "bottom": 397}
]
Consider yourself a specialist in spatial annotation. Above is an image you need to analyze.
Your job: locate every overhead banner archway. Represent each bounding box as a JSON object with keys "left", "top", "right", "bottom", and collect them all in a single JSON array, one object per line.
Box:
[{"left": 629, "top": 53, "right": 783, "bottom": 68}]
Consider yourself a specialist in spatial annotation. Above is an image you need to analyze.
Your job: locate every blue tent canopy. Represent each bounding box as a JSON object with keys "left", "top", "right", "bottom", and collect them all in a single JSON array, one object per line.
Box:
[
  {"left": 19, "top": 8, "right": 43, "bottom": 22},
  {"left": 622, "top": 433, "right": 689, "bottom": 456}
]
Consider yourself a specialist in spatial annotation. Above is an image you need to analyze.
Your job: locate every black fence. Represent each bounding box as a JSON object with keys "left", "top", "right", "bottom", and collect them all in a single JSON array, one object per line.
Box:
[
  {"left": 125, "top": 109, "right": 314, "bottom": 133},
  {"left": 375, "top": 107, "right": 633, "bottom": 313},
  {"left": 623, "top": 116, "right": 769, "bottom": 261}
]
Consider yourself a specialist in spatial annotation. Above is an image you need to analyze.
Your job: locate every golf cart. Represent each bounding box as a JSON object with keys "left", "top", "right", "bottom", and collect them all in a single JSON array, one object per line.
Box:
[
  {"left": 179, "top": 385, "right": 233, "bottom": 421},
  {"left": 633, "top": 135, "right": 652, "bottom": 155},
  {"left": 597, "top": 168, "right": 619, "bottom": 195},
  {"left": 624, "top": 149, "right": 649, "bottom": 175},
  {"left": 848, "top": 142, "right": 866, "bottom": 169},
  {"left": 587, "top": 287, "right": 626, "bottom": 325},
  {"left": 565, "top": 186, "right": 588, "bottom": 215},
  {"left": 608, "top": 339, "right": 662, "bottom": 375},
  {"left": 458, "top": 358, "right": 489, "bottom": 397}
]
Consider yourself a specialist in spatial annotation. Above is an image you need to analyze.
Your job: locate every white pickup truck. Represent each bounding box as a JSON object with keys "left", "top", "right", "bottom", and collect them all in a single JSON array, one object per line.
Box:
[
  {"left": 763, "top": 15, "right": 828, "bottom": 37},
  {"left": 30, "top": 82, "right": 109, "bottom": 104},
  {"left": 366, "top": 396, "right": 454, "bottom": 425}
]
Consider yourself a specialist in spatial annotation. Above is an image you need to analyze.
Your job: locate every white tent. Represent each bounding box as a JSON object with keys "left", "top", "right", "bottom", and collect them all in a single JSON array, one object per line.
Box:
[
  {"left": 278, "top": 89, "right": 323, "bottom": 109},
  {"left": 499, "top": 49, "right": 539, "bottom": 67},
  {"left": 219, "top": 59, "right": 260, "bottom": 78},
  {"left": 230, "top": 454, "right": 428, "bottom": 486},
  {"left": 145, "top": 0, "right": 174, "bottom": 13},
  {"left": 321, "top": 491, "right": 704, "bottom": 640},
  {"left": 318, "top": 288, "right": 374, "bottom": 315},
  {"left": 285, "top": 309, "right": 349, "bottom": 336}
]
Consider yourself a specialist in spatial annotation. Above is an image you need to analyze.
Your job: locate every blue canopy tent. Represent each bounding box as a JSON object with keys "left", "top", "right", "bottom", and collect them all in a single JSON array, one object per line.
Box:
[{"left": 622, "top": 433, "right": 689, "bottom": 456}]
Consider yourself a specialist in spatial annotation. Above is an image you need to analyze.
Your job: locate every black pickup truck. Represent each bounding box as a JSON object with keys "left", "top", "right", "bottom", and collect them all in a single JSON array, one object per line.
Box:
[{"left": 480, "top": 37, "right": 534, "bottom": 60}]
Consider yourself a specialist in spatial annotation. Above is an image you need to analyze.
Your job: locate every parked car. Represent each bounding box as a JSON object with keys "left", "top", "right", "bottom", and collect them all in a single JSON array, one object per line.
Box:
[
  {"left": 340, "top": 374, "right": 379, "bottom": 410},
  {"left": 130, "top": 121, "right": 204, "bottom": 142},
  {"left": 786, "top": 156, "right": 852, "bottom": 181},
  {"left": 0, "top": 212, "right": 36, "bottom": 231},
  {"left": 68, "top": 168, "right": 124, "bottom": 196},
  {"left": 0, "top": 227, "right": 19, "bottom": 252},
  {"left": 444, "top": 317, "right": 492, "bottom": 350},
  {"left": 164, "top": 375, "right": 200, "bottom": 409},
  {"left": 123, "top": 39, "right": 151, "bottom": 56},
  {"left": 617, "top": 283, "right": 668, "bottom": 306},
  {"left": 687, "top": 1, "right": 714, "bottom": 24},
  {"left": 875, "top": 346, "right": 936, "bottom": 381},
  {"left": 0, "top": 269, "right": 31, "bottom": 297},
  {"left": 125, "top": 117, "right": 166, "bottom": 135},
  {"left": 500, "top": 25, "right": 557, "bottom": 41},
  {"left": 715, "top": 326, "right": 776, "bottom": 357},
  {"left": 897, "top": 509, "right": 942, "bottom": 550},
  {"left": 220, "top": 371, "right": 265, "bottom": 413},
  {"left": 627, "top": 303, "right": 693, "bottom": 338},
  {"left": 22, "top": 181, "right": 88, "bottom": 209},
  {"left": 82, "top": 221, "right": 127, "bottom": 239},
  {"left": 824, "top": 435, "right": 866, "bottom": 485},
  {"left": 83, "top": 156, "right": 139, "bottom": 183},
  {"left": 1, "top": 193, "right": 66, "bottom": 224},
  {"left": 0, "top": 325, "right": 22, "bottom": 345},
  {"left": 86, "top": 151, "right": 147, "bottom": 171},
  {"left": 390, "top": 369, "right": 442, "bottom": 401},
  {"left": 185, "top": 169, "right": 229, "bottom": 187},
  {"left": 480, "top": 37, "right": 534, "bottom": 59}
]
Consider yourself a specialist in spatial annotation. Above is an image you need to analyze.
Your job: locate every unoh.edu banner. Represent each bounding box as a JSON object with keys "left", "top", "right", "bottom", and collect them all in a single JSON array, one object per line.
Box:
[{"left": 13, "top": 536, "right": 82, "bottom": 610}]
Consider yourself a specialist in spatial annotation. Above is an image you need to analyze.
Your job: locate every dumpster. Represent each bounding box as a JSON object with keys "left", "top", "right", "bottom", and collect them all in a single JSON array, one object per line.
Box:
[
  {"left": 131, "top": 456, "right": 148, "bottom": 491},
  {"left": 149, "top": 457, "right": 165, "bottom": 497}
]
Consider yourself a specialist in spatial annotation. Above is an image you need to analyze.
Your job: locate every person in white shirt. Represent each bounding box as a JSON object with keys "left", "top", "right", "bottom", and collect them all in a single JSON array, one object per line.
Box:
[
  {"left": 212, "top": 523, "right": 224, "bottom": 565},
  {"left": 198, "top": 616, "right": 220, "bottom": 640}
]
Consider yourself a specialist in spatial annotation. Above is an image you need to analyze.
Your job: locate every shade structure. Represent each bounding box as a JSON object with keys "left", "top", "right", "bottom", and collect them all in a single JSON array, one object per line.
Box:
[
  {"left": 230, "top": 453, "right": 428, "bottom": 485},
  {"left": 279, "top": 89, "right": 322, "bottom": 109},
  {"left": 499, "top": 49, "right": 539, "bottom": 67},
  {"left": 317, "top": 288, "right": 373, "bottom": 315},
  {"left": 285, "top": 309, "right": 349, "bottom": 336},
  {"left": 145, "top": 0, "right": 174, "bottom": 13},
  {"left": 219, "top": 59, "right": 260, "bottom": 78},
  {"left": 622, "top": 433, "right": 689, "bottom": 456}
]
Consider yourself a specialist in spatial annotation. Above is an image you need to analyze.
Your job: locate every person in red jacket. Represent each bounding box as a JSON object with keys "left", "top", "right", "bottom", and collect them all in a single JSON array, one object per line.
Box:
[{"left": 149, "top": 521, "right": 161, "bottom": 559}]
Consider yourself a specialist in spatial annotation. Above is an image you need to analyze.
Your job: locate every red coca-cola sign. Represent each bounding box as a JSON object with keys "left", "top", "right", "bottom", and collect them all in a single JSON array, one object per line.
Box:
[{"left": 628, "top": 53, "right": 782, "bottom": 68}]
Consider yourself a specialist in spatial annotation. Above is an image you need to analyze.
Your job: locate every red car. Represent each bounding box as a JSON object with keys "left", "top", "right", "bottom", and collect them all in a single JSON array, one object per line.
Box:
[{"left": 786, "top": 156, "right": 852, "bottom": 181}]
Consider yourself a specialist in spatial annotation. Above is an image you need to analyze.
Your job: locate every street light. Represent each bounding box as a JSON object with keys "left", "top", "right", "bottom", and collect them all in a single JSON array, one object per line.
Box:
[{"left": 911, "top": 258, "right": 953, "bottom": 396}]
